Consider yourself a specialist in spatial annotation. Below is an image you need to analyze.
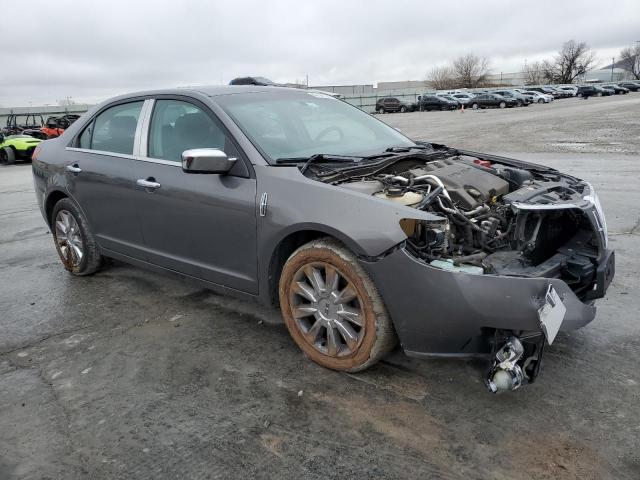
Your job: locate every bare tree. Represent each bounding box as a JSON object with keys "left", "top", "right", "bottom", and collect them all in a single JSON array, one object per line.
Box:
[
  {"left": 452, "top": 54, "right": 490, "bottom": 88},
  {"left": 427, "top": 65, "right": 455, "bottom": 90},
  {"left": 619, "top": 45, "right": 640, "bottom": 80},
  {"left": 523, "top": 61, "right": 546, "bottom": 85},
  {"left": 542, "top": 40, "right": 596, "bottom": 84}
]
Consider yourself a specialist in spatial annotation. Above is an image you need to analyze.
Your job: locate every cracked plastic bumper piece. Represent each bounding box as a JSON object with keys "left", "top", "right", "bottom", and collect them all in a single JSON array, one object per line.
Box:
[{"left": 361, "top": 247, "right": 609, "bottom": 356}]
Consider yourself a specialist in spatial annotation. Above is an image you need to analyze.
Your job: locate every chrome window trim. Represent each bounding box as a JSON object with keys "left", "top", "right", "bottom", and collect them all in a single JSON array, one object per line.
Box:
[
  {"left": 65, "top": 147, "right": 180, "bottom": 167},
  {"left": 137, "top": 99, "right": 155, "bottom": 157}
]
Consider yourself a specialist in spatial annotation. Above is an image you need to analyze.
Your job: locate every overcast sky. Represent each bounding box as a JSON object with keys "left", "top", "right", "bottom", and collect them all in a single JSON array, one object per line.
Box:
[{"left": 1, "top": 0, "right": 638, "bottom": 106}]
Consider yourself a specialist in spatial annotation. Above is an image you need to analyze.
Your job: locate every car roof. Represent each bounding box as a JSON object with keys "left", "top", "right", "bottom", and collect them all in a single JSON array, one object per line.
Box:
[{"left": 98, "top": 85, "right": 311, "bottom": 105}]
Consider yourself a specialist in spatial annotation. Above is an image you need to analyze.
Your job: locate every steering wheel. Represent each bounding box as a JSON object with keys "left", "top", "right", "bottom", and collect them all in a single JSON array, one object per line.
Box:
[{"left": 314, "top": 126, "right": 344, "bottom": 143}]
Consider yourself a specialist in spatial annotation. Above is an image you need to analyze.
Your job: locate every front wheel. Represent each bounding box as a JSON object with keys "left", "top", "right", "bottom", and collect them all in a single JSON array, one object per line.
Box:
[
  {"left": 499, "top": 101, "right": 506, "bottom": 108},
  {"left": 377, "top": 108, "right": 385, "bottom": 114},
  {"left": 51, "top": 198, "right": 103, "bottom": 275},
  {"left": 279, "top": 238, "right": 397, "bottom": 372},
  {"left": 400, "top": 106, "right": 407, "bottom": 113},
  {"left": 538, "top": 98, "right": 544, "bottom": 103},
  {"left": 471, "top": 103, "right": 479, "bottom": 109}
]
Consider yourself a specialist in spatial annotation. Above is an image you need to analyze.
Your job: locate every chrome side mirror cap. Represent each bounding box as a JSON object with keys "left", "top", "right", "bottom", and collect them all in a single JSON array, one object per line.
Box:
[{"left": 181, "top": 148, "right": 236, "bottom": 174}]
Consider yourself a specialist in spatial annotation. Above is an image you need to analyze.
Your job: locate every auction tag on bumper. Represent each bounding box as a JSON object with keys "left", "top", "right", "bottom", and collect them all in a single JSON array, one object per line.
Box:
[{"left": 538, "top": 285, "right": 566, "bottom": 345}]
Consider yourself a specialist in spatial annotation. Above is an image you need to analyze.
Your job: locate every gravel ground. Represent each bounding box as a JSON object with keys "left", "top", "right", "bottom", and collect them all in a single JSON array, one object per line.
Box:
[
  {"left": 1, "top": 96, "right": 639, "bottom": 479},
  {"left": 380, "top": 94, "right": 640, "bottom": 155}
]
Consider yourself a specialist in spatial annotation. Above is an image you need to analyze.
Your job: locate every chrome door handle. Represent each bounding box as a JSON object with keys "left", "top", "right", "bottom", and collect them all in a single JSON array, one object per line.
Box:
[
  {"left": 66, "top": 164, "right": 82, "bottom": 173},
  {"left": 136, "top": 178, "right": 161, "bottom": 189}
]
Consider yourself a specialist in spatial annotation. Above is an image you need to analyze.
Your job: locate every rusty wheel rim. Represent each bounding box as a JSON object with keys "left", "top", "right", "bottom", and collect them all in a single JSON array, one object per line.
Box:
[
  {"left": 288, "top": 261, "right": 365, "bottom": 358},
  {"left": 54, "top": 210, "right": 83, "bottom": 267}
]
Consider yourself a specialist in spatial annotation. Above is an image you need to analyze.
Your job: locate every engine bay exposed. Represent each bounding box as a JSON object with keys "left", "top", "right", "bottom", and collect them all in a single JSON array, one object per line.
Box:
[{"left": 303, "top": 146, "right": 603, "bottom": 299}]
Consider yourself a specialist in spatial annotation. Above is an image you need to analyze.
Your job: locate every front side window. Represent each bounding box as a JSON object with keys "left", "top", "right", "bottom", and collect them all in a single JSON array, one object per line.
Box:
[
  {"left": 88, "top": 101, "right": 143, "bottom": 155},
  {"left": 147, "top": 99, "right": 239, "bottom": 162},
  {"left": 216, "top": 90, "right": 413, "bottom": 162}
]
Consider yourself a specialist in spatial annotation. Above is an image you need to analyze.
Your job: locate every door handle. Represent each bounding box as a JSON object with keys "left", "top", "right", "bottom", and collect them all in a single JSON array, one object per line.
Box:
[
  {"left": 66, "top": 164, "right": 82, "bottom": 173},
  {"left": 136, "top": 178, "right": 161, "bottom": 190}
]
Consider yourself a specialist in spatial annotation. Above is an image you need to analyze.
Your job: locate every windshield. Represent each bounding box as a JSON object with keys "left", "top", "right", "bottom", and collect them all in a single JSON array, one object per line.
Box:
[{"left": 216, "top": 90, "right": 415, "bottom": 163}]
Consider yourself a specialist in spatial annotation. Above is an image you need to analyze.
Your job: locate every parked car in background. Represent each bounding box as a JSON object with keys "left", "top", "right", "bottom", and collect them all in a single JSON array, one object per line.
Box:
[
  {"left": 436, "top": 94, "right": 462, "bottom": 107},
  {"left": 491, "top": 89, "right": 530, "bottom": 106},
  {"left": 557, "top": 86, "right": 578, "bottom": 96},
  {"left": 544, "top": 86, "right": 572, "bottom": 98},
  {"left": 419, "top": 95, "right": 458, "bottom": 111},
  {"left": 525, "top": 86, "right": 561, "bottom": 98},
  {"left": 469, "top": 93, "right": 517, "bottom": 109},
  {"left": 602, "top": 84, "right": 629, "bottom": 95},
  {"left": 577, "top": 85, "right": 612, "bottom": 97},
  {"left": 451, "top": 92, "right": 476, "bottom": 105},
  {"left": 375, "top": 97, "right": 415, "bottom": 113},
  {"left": 618, "top": 82, "right": 640, "bottom": 92},
  {"left": 522, "top": 91, "right": 553, "bottom": 103},
  {"left": 31, "top": 85, "right": 614, "bottom": 391}
]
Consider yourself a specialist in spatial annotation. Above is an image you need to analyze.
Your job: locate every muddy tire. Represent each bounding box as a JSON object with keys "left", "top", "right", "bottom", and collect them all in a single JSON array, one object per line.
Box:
[
  {"left": 279, "top": 238, "right": 396, "bottom": 372},
  {"left": 51, "top": 198, "right": 103, "bottom": 276},
  {"left": 0, "top": 147, "right": 16, "bottom": 165}
]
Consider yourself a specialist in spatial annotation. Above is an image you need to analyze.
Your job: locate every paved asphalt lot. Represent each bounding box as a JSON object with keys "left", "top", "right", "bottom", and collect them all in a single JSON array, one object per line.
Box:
[{"left": 1, "top": 95, "right": 639, "bottom": 479}]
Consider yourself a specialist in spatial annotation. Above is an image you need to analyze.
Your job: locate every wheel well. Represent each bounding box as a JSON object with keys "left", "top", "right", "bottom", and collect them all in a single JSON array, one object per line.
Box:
[
  {"left": 45, "top": 191, "right": 68, "bottom": 226},
  {"left": 268, "top": 230, "right": 332, "bottom": 307}
]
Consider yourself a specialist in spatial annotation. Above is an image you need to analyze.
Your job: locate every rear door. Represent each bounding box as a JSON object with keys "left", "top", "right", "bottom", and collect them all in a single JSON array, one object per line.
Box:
[
  {"left": 64, "top": 100, "right": 146, "bottom": 258},
  {"left": 129, "top": 97, "right": 258, "bottom": 293}
]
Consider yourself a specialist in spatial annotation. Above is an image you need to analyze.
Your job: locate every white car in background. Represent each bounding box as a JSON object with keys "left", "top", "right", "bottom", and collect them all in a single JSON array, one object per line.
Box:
[
  {"left": 557, "top": 86, "right": 578, "bottom": 96},
  {"left": 522, "top": 90, "right": 554, "bottom": 103},
  {"left": 450, "top": 92, "right": 476, "bottom": 105}
]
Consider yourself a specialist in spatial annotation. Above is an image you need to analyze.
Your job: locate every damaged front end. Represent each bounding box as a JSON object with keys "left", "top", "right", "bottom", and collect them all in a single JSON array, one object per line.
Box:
[{"left": 302, "top": 144, "right": 615, "bottom": 391}]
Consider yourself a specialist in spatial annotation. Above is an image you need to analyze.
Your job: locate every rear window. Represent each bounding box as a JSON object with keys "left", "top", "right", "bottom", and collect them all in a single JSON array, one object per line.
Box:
[{"left": 79, "top": 101, "right": 143, "bottom": 155}]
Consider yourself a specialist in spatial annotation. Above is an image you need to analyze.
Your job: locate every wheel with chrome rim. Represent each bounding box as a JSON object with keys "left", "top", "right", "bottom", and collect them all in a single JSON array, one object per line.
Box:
[
  {"left": 51, "top": 197, "right": 102, "bottom": 275},
  {"left": 279, "top": 238, "right": 396, "bottom": 372},
  {"left": 55, "top": 210, "right": 83, "bottom": 267}
]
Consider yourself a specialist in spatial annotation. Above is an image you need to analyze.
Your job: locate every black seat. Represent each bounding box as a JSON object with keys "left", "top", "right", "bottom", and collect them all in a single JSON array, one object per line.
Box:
[{"left": 105, "top": 116, "right": 137, "bottom": 154}]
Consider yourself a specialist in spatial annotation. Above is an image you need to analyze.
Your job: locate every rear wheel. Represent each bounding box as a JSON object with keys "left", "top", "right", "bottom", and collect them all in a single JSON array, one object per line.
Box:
[
  {"left": 499, "top": 101, "right": 506, "bottom": 108},
  {"left": 51, "top": 198, "right": 103, "bottom": 275},
  {"left": 279, "top": 238, "right": 396, "bottom": 372},
  {"left": 400, "top": 106, "right": 407, "bottom": 113},
  {"left": 471, "top": 103, "right": 479, "bottom": 109},
  {"left": 377, "top": 107, "right": 385, "bottom": 114},
  {"left": 0, "top": 147, "right": 16, "bottom": 165}
]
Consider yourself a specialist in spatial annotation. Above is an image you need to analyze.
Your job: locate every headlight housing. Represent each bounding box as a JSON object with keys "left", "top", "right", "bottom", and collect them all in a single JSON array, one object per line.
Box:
[{"left": 583, "top": 183, "right": 608, "bottom": 248}]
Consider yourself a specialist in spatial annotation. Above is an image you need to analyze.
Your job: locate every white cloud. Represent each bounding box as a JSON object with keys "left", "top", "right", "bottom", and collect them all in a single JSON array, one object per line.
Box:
[{"left": 1, "top": 0, "right": 638, "bottom": 105}]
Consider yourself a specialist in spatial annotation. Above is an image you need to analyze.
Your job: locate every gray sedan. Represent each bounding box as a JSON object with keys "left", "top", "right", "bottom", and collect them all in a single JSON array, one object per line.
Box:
[{"left": 32, "top": 86, "right": 614, "bottom": 392}]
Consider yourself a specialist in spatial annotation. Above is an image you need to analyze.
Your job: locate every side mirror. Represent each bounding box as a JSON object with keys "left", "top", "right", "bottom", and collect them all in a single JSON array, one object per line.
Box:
[{"left": 181, "top": 148, "right": 236, "bottom": 174}]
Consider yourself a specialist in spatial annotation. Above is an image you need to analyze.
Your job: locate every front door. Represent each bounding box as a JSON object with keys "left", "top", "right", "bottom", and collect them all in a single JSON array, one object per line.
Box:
[
  {"left": 65, "top": 100, "right": 146, "bottom": 258},
  {"left": 130, "top": 98, "right": 258, "bottom": 294}
]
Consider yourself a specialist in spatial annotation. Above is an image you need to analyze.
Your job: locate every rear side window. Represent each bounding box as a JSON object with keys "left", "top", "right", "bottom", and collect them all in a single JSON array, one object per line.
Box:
[
  {"left": 82, "top": 102, "right": 143, "bottom": 155},
  {"left": 147, "top": 99, "right": 240, "bottom": 163}
]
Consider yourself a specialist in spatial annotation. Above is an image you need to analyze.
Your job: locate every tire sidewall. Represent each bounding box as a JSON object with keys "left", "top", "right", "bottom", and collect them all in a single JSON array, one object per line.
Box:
[{"left": 278, "top": 243, "right": 381, "bottom": 371}]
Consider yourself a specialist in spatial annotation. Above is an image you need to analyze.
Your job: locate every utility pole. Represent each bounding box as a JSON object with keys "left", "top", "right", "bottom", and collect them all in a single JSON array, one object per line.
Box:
[{"left": 611, "top": 57, "right": 615, "bottom": 81}]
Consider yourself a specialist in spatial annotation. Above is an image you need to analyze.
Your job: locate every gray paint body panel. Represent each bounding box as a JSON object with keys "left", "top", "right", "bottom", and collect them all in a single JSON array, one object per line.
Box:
[{"left": 32, "top": 85, "right": 610, "bottom": 357}]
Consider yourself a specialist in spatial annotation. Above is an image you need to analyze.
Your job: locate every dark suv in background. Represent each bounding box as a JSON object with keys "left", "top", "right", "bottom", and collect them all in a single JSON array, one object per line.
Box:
[
  {"left": 576, "top": 85, "right": 607, "bottom": 98},
  {"left": 375, "top": 97, "right": 416, "bottom": 113},
  {"left": 491, "top": 89, "right": 530, "bottom": 106}
]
